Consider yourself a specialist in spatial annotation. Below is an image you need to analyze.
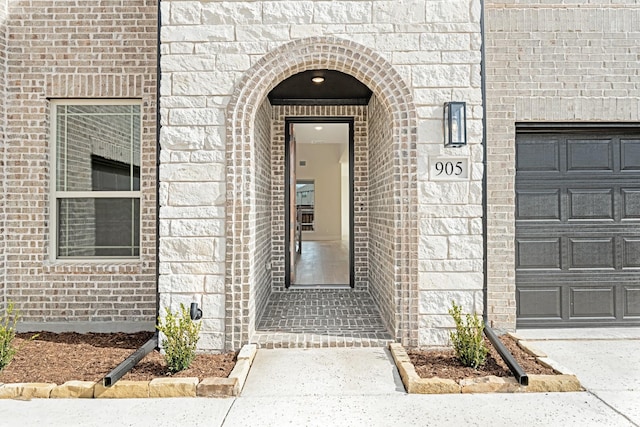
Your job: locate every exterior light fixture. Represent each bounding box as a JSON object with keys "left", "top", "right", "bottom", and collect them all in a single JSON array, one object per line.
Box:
[
  {"left": 311, "top": 76, "right": 325, "bottom": 84},
  {"left": 444, "top": 101, "right": 467, "bottom": 147},
  {"left": 190, "top": 302, "right": 202, "bottom": 320}
]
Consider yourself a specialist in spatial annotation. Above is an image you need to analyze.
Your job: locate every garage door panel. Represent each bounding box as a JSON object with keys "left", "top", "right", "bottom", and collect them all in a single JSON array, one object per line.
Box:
[
  {"left": 516, "top": 238, "right": 561, "bottom": 269},
  {"left": 568, "top": 189, "right": 614, "bottom": 220},
  {"left": 570, "top": 287, "right": 615, "bottom": 318},
  {"left": 622, "top": 189, "right": 640, "bottom": 218},
  {"left": 621, "top": 139, "right": 640, "bottom": 170},
  {"left": 516, "top": 129, "right": 640, "bottom": 327},
  {"left": 568, "top": 238, "right": 615, "bottom": 269},
  {"left": 625, "top": 287, "right": 640, "bottom": 317},
  {"left": 567, "top": 139, "right": 613, "bottom": 172},
  {"left": 516, "top": 190, "right": 560, "bottom": 220},
  {"left": 517, "top": 286, "right": 562, "bottom": 318},
  {"left": 622, "top": 238, "right": 640, "bottom": 268},
  {"left": 516, "top": 139, "right": 560, "bottom": 172}
]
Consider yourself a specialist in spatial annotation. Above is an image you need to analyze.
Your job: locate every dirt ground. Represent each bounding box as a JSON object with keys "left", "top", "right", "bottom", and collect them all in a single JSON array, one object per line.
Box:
[
  {"left": 408, "top": 335, "right": 556, "bottom": 381},
  {"left": 0, "top": 332, "right": 236, "bottom": 384},
  {"left": 0, "top": 332, "right": 553, "bottom": 385}
]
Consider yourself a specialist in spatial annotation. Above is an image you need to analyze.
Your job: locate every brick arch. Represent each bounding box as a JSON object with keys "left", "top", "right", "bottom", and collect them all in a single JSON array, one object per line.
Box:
[{"left": 225, "top": 36, "right": 418, "bottom": 349}]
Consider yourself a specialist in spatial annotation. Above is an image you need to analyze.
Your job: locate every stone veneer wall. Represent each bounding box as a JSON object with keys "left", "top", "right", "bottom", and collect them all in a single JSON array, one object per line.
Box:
[
  {"left": 414, "top": 18, "right": 484, "bottom": 345},
  {"left": 3, "top": 1, "right": 157, "bottom": 331},
  {"left": 270, "top": 105, "right": 368, "bottom": 292},
  {"left": 484, "top": 1, "right": 640, "bottom": 331},
  {"left": 161, "top": 0, "right": 481, "bottom": 350}
]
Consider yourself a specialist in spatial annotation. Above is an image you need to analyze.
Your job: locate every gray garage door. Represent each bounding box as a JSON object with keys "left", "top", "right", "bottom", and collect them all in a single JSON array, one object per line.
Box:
[{"left": 516, "top": 127, "right": 640, "bottom": 327}]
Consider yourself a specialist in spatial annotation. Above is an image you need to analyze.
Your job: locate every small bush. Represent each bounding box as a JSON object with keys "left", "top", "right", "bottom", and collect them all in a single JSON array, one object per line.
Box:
[
  {"left": 448, "top": 301, "right": 488, "bottom": 369},
  {"left": 156, "top": 303, "right": 202, "bottom": 373},
  {"left": 0, "top": 302, "right": 19, "bottom": 372}
]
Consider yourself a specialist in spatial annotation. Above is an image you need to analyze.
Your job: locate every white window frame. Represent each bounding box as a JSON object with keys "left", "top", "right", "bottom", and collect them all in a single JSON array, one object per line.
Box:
[{"left": 50, "top": 99, "right": 143, "bottom": 262}]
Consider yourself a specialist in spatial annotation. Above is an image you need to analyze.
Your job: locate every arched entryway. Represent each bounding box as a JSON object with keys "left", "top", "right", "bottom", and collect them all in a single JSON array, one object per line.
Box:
[{"left": 225, "top": 37, "right": 418, "bottom": 350}]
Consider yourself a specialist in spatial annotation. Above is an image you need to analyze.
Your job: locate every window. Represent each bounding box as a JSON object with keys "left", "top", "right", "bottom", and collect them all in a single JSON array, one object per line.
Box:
[{"left": 52, "top": 101, "right": 141, "bottom": 259}]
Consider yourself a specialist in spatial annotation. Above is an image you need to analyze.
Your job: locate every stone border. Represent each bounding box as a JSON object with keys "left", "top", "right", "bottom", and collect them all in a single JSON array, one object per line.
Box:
[
  {"left": 389, "top": 335, "right": 583, "bottom": 394},
  {"left": 0, "top": 344, "right": 257, "bottom": 399}
]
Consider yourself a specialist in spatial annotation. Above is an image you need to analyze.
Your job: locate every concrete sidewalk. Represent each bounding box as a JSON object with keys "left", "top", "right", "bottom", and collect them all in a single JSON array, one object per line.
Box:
[
  {"left": 1, "top": 329, "right": 639, "bottom": 427},
  {"left": 515, "top": 328, "right": 640, "bottom": 427}
]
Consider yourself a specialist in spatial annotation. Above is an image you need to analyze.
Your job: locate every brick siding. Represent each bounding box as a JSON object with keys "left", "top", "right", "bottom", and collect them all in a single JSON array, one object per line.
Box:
[
  {"left": 0, "top": 0, "right": 6, "bottom": 313},
  {"left": 2, "top": 1, "right": 157, "bottom": 331},
  {"left": 220, "top": 37, "right": 420, "bottom": 350},
  {"left": 368, "top": 95, "right": 397, "bottom": 336},
  {"left": 1, "top": 0, "right": 485, "bottom": 346},
  {"left": 485, "top": 2, "right": 640, "bottom": 330},
  {"left": 252, "top": 99, "right": 273, "bottom": 333},
  {"left": 1, "top": 0, "right": 634, "bottom": 346}
]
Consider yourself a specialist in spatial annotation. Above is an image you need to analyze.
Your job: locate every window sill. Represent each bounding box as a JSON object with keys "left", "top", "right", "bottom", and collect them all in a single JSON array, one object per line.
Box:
[{"left": 43, "top": 259, "right": 145, "bottom": 274}]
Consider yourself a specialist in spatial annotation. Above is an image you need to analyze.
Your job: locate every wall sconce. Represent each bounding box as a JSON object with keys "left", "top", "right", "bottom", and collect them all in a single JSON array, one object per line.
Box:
[{"left": 444, "top": 101, "right": 467, "bottom": 147}]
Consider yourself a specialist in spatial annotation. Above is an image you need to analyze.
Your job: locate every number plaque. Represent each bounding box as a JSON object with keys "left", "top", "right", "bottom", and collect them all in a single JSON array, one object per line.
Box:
[{"left": 428, "top": 157, "right": 469, "bottom": 181}]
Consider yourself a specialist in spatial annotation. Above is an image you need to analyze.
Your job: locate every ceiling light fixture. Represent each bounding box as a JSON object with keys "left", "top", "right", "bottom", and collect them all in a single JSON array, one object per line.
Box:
[
  {"left": 314, "top": 126, "right": 323, "bottom": 131},
  {"left": 311, "top": 76, "right": 325, "bottom": 84}
]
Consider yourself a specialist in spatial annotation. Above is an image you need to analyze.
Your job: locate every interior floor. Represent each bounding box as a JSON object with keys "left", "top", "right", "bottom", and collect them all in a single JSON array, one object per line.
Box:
[
  {"left": 252, "top": 290, "right": 393, "bottom": 348},
  {"left": 294, "top": 240, "right": 349, "bottom": 285}
]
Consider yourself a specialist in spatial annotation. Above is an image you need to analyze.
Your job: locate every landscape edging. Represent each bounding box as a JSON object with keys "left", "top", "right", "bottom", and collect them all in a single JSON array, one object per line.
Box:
[
  {"left": 389, "top": 338, "right": 583, "bottom": 394},
  {"left": 0, "top": 343, "right": 258, "bottom": 399}
]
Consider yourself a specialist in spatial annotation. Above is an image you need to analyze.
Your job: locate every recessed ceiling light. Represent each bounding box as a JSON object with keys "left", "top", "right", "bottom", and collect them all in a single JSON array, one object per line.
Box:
[
  {"left": 314, "top": 126, "right": 323, "bottom": 131},
  {"left": 311, "top": 76, "right": 325, "bottom": 84}
]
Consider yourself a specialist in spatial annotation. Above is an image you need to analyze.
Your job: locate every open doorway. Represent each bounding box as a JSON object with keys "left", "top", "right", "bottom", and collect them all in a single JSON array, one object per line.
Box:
[{"left": 285, "top": 118, "right": 354, "bottom": 288}]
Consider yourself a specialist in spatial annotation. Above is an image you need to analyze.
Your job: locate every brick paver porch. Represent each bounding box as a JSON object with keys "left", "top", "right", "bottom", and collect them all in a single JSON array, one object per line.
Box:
[{"left": 251, "top": 290, "right": 394, "bottom": 348}]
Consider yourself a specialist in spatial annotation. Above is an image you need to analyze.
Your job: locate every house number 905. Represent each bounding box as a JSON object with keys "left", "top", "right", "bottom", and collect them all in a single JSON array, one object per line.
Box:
[
  {"left": 434, "top": 161, "right": 463, "bottom": 176},
  {"left": 429, "top": 157, "right": 469, "bottom": 181}
]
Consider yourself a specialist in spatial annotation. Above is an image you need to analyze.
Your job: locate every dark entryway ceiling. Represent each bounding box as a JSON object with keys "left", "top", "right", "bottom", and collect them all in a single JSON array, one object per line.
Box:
[{"left": 268, "top": 70, "right": 373, "bottom": 105}]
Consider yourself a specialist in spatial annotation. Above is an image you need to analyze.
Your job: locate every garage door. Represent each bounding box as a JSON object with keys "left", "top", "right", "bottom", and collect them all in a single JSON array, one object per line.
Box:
[{"left": 516, "top": 127, "right": 640, "bottom": 327}]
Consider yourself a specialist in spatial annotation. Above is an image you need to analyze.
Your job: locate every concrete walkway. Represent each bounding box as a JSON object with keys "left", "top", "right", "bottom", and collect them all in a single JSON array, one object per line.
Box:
[
  {"left": 1, "top": 329, "right": 639, "bottom": 427},
  {"left": 515, "top": 328, "right": 640, "bottom": 427}
]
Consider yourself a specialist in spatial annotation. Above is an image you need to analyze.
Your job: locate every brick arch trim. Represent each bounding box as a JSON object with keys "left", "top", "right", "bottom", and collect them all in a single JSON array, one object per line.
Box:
[
  {"left": 225, "top": 36, "right": 418, "bottom": 349},
  {"left": 227, "top": 36, "right": 416, "bottom": 125}
]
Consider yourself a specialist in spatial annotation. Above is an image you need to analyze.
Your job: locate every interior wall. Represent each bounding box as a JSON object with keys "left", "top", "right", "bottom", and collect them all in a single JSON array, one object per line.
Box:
[
  {"left": 296, "top": 143, "right": 342, "bottom": 241},
  {"left": 367, "top": 95, "right": 397, "bottom": 336},
  {"left": 251, "top": 99, "right": 273, "bottom": 333}
]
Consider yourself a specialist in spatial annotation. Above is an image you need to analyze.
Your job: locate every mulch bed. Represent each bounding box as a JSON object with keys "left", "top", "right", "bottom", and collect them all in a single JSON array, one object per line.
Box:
[
  {"left": 0, "top": 332, "right": 553, "bottom": 385},
  {"left": 0, "top": 332, "right": 236, "bottom": 384},
  {"left": 408, "top": 335, "right": 556, "bottom": 382}
]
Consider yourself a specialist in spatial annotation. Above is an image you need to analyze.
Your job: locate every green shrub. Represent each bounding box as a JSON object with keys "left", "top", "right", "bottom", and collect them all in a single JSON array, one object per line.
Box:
[
  {"left": 448, "top": 301, "right": 488, "bottom": 369},
  {"left": 0, "top": 302, "right": 19, "bottom": 372},
  {"left": 156, "top": 303, "right": 202, "bottom": 373}
]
